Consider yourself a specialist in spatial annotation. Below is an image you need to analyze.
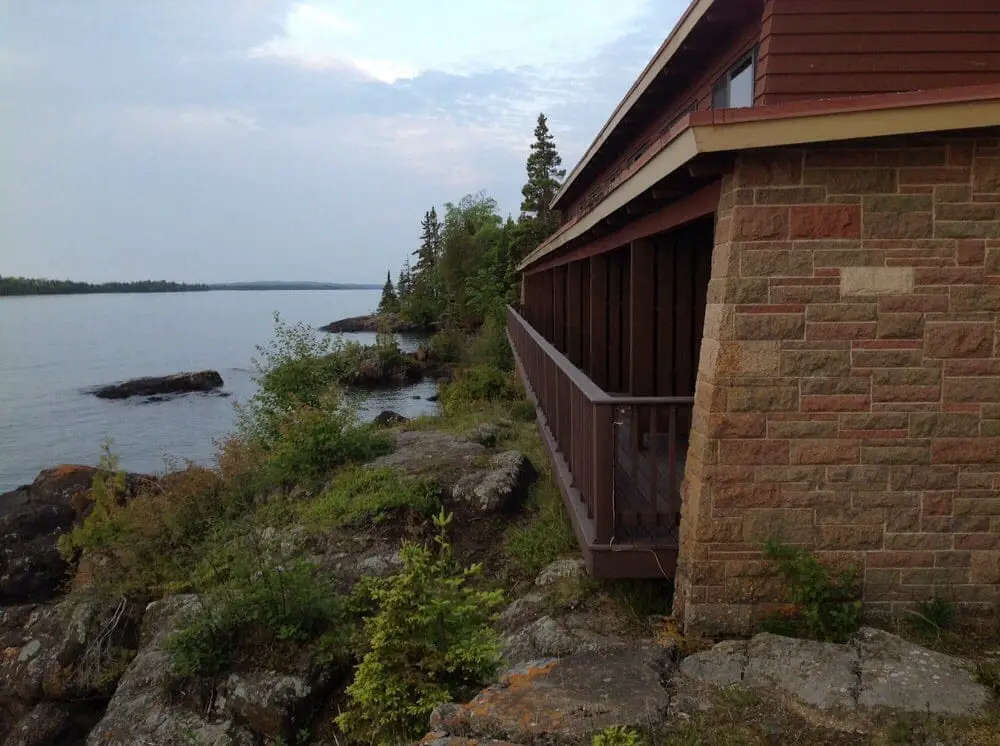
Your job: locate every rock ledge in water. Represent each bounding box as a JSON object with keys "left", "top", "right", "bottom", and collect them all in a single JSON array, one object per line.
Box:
[
  {"left": 90, "top": 370, "right": 224, "bottom": 400},
  {"left": 319, "top": 312, "right": 429, "bottom": 334}
]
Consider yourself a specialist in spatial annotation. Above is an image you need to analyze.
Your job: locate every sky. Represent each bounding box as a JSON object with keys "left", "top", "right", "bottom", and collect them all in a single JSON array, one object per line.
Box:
[{"left": 0, "top": 1, "right": 687, "bottom": 284}]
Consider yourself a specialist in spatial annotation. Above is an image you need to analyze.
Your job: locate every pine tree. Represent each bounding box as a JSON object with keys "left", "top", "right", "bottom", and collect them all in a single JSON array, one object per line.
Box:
[
  {"left": 378, "top": 270, "right": 398, "bottom": 314},
  {"left": 520, "top": 113, "right": 566, "bottom": 236},
  {"left": 413, "top": 207, "right": 442, "bottom": 277},
  {"left": 397, "top": 260, "right": 411, "bottom": 300}
]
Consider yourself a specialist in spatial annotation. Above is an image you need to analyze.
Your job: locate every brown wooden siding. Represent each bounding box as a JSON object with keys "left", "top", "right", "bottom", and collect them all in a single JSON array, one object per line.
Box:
[
  {"left": 561, "top": 21, "right": 764, "bottom": 222},
  {"left": 758, "top": 0, "right": 1000, "bottom": 104}
]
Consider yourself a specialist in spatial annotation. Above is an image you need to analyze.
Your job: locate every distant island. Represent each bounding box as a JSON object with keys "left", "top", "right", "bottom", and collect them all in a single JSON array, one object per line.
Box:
[{"left": 0, "top": 276, "right": 381, "bottom": 297}]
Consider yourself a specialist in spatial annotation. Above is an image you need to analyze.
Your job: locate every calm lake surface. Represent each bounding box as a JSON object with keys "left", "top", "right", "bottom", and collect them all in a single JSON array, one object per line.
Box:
[{"left": 0, "top": 290, "right": 437, "bottom": 491}]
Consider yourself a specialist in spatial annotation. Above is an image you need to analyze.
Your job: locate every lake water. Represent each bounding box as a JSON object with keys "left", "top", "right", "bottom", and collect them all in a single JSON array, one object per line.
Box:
[{"left": 0, "top": 290, "right": 438, "bottom": 491}]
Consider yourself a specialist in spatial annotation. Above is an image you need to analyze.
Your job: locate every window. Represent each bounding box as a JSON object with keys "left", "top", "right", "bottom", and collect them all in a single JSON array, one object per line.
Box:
[{"left": 712, "top": 49, "right": 757, "bottom": 109}]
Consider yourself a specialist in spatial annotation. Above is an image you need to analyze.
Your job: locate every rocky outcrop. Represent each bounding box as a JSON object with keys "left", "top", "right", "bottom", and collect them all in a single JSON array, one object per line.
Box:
[
  {"left": 0, "top": 466, "right": 152, "bottom": 604},
  {"left": 0, "top": 598, "right": 142, "bottom": 745},
  {"left": 429, "top": 645, "right": 673, "bottom": 744},
  {"left": 373, "top": 410, "right": 408, "bottom": 427},
  {"left": 90, "top": 370, "right": 224, "bottom": 400},
  {"left": 680, "top": 628, "right": 992, "bottom": 718},
  {"left": 86, "top": 595, "right": 257, "bottom": 746},
  {"left": 369, "top": 431, "right": 535, "bottom": 515},
  {"left": 319, "top": 312, "right": 430, "bottom": 334}
]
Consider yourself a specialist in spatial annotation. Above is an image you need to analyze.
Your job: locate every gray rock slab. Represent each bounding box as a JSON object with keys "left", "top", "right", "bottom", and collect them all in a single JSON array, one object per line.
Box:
[
  {"left": 679, "top": 639, "right": 748, "bottom": 688},
  {"left": 744, "top": 633, "right": 858, "bottom": 711},
  {"left": 430, "top": 645, "right": 672, "bottom": 744},
  {"left": 856, "top": 627, "right": 991, "bottom": 717}
]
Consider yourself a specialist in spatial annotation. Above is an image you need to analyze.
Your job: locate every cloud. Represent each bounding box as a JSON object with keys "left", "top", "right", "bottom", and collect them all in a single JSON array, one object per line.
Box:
[
  {"left": 248, "top": 2, "right": 419, "bottom": 83},
  {"left": 117, "top": 105, "right": 261, "bottom": 139}
]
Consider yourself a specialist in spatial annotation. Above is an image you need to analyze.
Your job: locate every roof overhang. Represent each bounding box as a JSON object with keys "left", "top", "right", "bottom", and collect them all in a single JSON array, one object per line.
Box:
[
  {"left": 520, "top": 85, "right": 1000, "bottom": 272},
  {"left": 551, "top": 0, "right": 715, "bottom": 210}
]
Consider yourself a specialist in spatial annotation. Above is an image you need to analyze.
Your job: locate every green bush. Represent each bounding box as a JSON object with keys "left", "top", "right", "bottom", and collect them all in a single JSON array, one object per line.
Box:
[
  {"left": 466, "top": 316, "right": 513, "bottom": 372},
  {"left": 337, "top": 511, "right": 504, "bottom": 745},
  {"left": 440, "top": 365, "right": 519, "bottom": 414},
  {"left": 167, "top": 538, "right": 347, "bottom": 677},
  {"left": 908, "top": 597, "right": 956, "bottom": 637},
  {"left": 301, "top": 467, "right": 441, "bottom": 528},
  {"left": 427, "top": 328, "right": 466, "bottom": 364},
  {"left": 761, "top": 541, "right": 862, "bottom": 644},
  {"left": 593, "top": 726, "right": 644, "bottom": 746},
  {"left": 266, "top": 398, "right": 391, "bottom": 488}
]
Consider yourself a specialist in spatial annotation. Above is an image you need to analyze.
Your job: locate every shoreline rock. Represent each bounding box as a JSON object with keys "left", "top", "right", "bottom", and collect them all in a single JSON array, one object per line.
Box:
[
  {"left": 90, "top": 371, "right": 224, "bottom": 400},
  {"left": 318, "top": 312, "right": 432, "bottom": 334}
]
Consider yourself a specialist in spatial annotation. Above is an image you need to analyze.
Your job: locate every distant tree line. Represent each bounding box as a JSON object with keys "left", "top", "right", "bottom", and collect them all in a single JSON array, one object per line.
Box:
[
  {"left": 377, "top": 112, "right": 565, "bottom": 330},
  {"left": 0, "top": 276, "right": 210, "bottom": 297}
]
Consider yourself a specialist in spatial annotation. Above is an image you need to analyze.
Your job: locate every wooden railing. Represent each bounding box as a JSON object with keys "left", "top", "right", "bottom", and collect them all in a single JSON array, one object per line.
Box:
[{"left": 507, "top": 306, "right": 693, "bottom": 546}]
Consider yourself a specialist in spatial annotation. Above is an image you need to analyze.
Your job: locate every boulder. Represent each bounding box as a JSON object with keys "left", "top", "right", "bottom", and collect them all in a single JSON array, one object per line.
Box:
[
  {"left": 452, "top": 452, "right": 536, "bottom": 514},
  {"left": 6, "top": 701, "right": 104, "bottom": 746},
  {"left": 86, "top": 595, "right": 257, "bottom": 746},
  {"left": 0, "top": 598, "right": 142, "bottom": 705},
  {"left": 534, "top": 558, "right": 587, "bottom": 589},
  {"left": 373, "top": 410, "right": 408, "bottom": 427},
  {"left": 429, "top": 645, "right": 672, "bottom": 744},
  {"left": 680, "top": 628, "right": 992, "bottom": 718},
  {"left": 221, "top": 671, "right": 316, "bottom": 741},
  {"left": 90, "top": 370, "right": 224, "bottom": 400},
  {"left": 0, "top": 466, "right": 152, "bottom": 604}
]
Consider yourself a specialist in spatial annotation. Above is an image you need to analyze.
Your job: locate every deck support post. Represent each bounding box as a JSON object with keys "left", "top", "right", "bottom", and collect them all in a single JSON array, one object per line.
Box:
[{"left": 592, "top": 404, "right": 615, "bottom": 544}]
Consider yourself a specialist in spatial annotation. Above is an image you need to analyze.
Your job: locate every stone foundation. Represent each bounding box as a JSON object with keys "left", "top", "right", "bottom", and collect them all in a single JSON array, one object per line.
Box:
[{"left": 675, "top": 130, "right": 1000, "bottom": 634}]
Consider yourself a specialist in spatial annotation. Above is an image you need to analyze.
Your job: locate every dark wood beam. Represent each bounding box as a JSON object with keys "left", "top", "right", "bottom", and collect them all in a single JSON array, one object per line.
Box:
[{"left": 687, "top": 154, "right": 735, "bottom": 179}]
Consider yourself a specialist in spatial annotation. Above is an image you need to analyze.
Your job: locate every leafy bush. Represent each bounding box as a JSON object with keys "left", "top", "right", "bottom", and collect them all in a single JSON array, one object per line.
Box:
[
  {"left": 238, "top": 313, "right": 343, "bottom": 441},
  {"left": 761, "top": 541, "right": 862, "bottom": 644},
  {"left": 301, "top": 467, "right": 441, "bottom": 528},
  {"left": 167, "top": 537, "right": 347, "bottom": 677},
  {"left": 337, "top": 511, "right": 504, "bottom": 745},
  {"left": 427, "top": 328, "right": 466, "bottom": 364},
  {"left": 466, "top": 315, "right": 514, "bottom": 372},
  {"left": 593, "top": 726, "right": 644, "bottom": 746},
  {"left": 265, "top": 398, "right": 391, "bottom": 488},
  {"left": 440, "top": 365, "right": 519, "bottom": 414},
  {"left": 510, "top": 398, "right": 537, "bottom": 422}
]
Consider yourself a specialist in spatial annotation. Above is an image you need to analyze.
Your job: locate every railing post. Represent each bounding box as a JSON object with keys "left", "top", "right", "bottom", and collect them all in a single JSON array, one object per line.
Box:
[{"left": 592, "top": 404, "right": 615, "bottom": 544}]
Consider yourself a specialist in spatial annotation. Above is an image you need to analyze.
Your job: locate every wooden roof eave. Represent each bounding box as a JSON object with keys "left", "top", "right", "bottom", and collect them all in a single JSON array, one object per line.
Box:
[{"left": 520, "top": 87, "right": 1000, "bottom": 272}]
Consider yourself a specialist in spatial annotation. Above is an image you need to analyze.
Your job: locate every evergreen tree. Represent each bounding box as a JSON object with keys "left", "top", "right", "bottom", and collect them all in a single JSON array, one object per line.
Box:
[
  {"left": 413, "top": 207, "right": 442, "bottom": 277},
  {"left": 520, "top": 113, "right": 566, "bottom": 238},
  {"left": 378, "top": 270, "right": 398, "bottom": 314},
  {"left": 397, "top": 261, "right": 411, "bottom": 301}
]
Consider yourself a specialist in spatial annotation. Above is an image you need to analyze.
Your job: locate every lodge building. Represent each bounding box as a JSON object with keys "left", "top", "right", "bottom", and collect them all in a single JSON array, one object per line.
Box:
[{"left": 509, "top": 0, "right": 1000, "bottom": 632}]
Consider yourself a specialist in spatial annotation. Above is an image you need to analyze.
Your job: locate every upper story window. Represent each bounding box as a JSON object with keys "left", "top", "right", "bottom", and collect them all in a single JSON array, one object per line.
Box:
[{"left": 712, "top": 49, "right": 757, "bottom": 109}]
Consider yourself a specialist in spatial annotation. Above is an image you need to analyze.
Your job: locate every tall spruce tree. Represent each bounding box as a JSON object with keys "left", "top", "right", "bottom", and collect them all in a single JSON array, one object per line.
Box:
[
  {"left": 377, "top": 270, "right": 398, "bottom": 314},
  {"left": 397, "top": 260, "right": 411, "bottom": 300},
  {"left": 413, "top": 207, "right": 442, "bottom": 277},
  {"left": 520, "top": 113, "right": 565, "bottom": 237}
]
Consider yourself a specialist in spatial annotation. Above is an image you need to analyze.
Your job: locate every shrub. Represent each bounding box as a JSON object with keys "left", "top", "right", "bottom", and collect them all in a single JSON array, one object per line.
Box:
[
  {"left": 466, "top": 315, "right": 513, "bottom": 372},
  {"left": 593, "top": 726, "right": 644, "bottom": 746},
  {"left": 337, "top": 511, "right": 504, "bottom": 745},
  {"left": 440, "top": 365, "right": 519, "bottom": 414},
  {"left": 238, "top": 313, "right": 343, "bottom": 441},
  {"left": 301, "top": 467, "right": 441, "bottom": 528},
  {"left": 761, "top": 541, "right": 862, "bottom": 643},
  {"left": 427, "top": 328, "right": 465, "bottom": 364},
  {"left": 167, "top": 537, "right": 347, "bottom": 677},
  {"left": 265, "top": 397, "right": 391, "bottom": 488}
]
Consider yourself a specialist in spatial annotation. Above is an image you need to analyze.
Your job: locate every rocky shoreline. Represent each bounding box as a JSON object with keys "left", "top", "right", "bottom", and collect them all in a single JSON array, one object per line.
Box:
[{"left": 318, "top": 312, "right": 432, "bottom": 334}]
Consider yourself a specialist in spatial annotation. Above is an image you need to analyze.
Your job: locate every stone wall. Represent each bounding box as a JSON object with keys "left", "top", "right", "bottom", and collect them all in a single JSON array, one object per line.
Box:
[{"left": 675, "top": 129, "right": 1000, "bottom": 634}]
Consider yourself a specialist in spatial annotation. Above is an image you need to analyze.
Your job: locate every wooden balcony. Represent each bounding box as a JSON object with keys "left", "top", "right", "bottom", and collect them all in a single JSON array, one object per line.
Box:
[{"left": 507, "top": 306, "right": 693, "bottom": 579}]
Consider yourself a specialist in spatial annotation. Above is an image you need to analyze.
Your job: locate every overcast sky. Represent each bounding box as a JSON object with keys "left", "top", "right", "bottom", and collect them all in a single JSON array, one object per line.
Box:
[{"left": 1, "top": 1, "right": 685, "bottom": 284}]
